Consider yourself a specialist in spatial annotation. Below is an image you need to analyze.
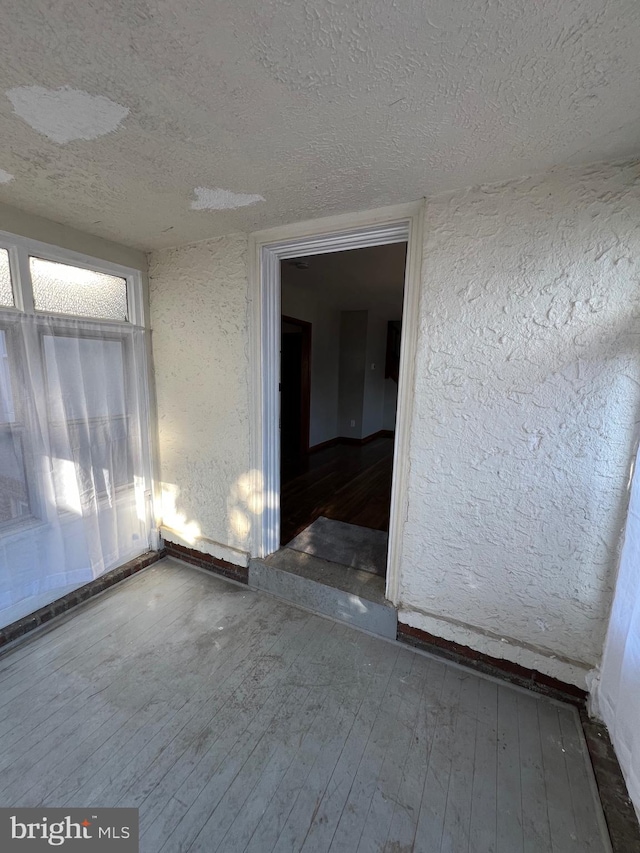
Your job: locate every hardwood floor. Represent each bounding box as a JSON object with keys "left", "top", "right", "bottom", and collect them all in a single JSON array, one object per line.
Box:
[
  {"left": 0, "top": 559, "right": 611, "bottom": 853},
  {"left": 280, "top": 437, "right": 394, "bottom": 545}
]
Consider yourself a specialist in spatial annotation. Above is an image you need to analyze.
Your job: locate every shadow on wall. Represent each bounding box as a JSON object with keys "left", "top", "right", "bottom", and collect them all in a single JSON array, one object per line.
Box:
[{"left": 160, "top": 470, "right": 275, "bottom": 552}]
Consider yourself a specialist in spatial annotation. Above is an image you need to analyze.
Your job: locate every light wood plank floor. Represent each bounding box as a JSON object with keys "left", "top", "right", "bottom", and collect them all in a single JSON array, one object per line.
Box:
[{"left": 0, "top": 558, "right": 611, "bottom": 853}]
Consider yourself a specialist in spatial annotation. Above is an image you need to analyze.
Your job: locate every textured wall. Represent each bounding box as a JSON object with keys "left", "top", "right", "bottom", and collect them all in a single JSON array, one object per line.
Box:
[
  {"left": 399, "top": 161, "right": 640, "bottom": 686},
  {"left": 149, "top": 233, "right": 253, "bottom": 557}
]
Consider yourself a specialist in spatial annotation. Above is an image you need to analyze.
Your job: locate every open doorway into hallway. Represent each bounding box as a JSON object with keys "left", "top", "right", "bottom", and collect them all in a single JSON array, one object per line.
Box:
[{"left": 279, "top": 243, "right": 407, "bottom": 593}]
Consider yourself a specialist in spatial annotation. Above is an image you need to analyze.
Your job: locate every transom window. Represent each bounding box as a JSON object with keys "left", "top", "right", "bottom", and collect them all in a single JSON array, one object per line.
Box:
[
  {"left": 0, "top": 249, "right": 14, "bottom": 307},
  {"left": 30, "top": 257, "right": 128, "bottom": 321}
]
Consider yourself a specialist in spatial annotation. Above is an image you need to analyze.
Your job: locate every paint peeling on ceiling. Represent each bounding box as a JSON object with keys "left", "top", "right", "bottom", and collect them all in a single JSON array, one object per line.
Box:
[
  {"left": 6, "top": 85, "right": 129, "bottom": 144},
  {"left": 190, "top": 187, "right": 265, "bottom": 211},
  {"left": 0, "top": 170, "right": 14, "bottom": 184}
]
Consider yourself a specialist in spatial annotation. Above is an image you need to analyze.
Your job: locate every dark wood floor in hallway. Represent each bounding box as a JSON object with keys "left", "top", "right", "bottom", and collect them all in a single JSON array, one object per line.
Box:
[
  {"left": 280, "top": 437, "right": 394, "bottom": 545},
  {"left": 0, "top": 559, "right": 612, "bottom": 853}
]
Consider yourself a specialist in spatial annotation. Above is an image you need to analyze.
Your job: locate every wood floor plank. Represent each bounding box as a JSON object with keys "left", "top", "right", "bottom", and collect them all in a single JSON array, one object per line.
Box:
[
  {"left": 497, "top": 685, "right": 524, "bottom": 853},
  {"left": 280, "top": 437, "right": 394, "bottom": 543},
  {"left": 556, "top": 706, "right": 612, "bottom": 852},
  {"left": 412, "top": 666, "right": 465, "bottom": 852},
  {"left": 284, "top": 640, "right": 401, "bottom": 853},
  {"left": 52, "top": 589, "right": 288, "bottom": 807},
  {"left": 206, "top": 632, "right": 376, "bottom": 853},
  {"left": 0, "top": 570, "right": 217, "bottom": 775},
  {"left": 518, "top": 694, "right": 552, "bottom": 853},
  {"left": 0, "top": 565, "right": 200, "bottom": 730},
  {"left": 327, "top": 648, "right": 417, "bottom": 853},
  {"left": 0, "top": 564, "right": 164, "bottom": 679},
  {"left": 355, "top": 653, "right": 432, "bottom": 853},
  {"left": 440, "top": 673, "right": 480, "bottom": 853},
  {"left": 538, "top": 701, "right": 579, "bottom": 852},
  {"left": 0, "top": 564, "right": 192, "bottom": 693},
  {"left": 469, "top": 678, "right": 499, "bottom": 853},
  {"left": 383, "top": 658, "right": 448, "bottom": 853},
  {"left": 0, "top": 559, "right": 612, "bottom": 853},
  {"left": 149, "top": 624, "right": 344, "bottom": 851}
]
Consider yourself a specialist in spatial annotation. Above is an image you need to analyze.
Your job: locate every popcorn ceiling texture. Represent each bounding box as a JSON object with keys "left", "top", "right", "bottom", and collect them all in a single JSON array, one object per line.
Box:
[
  {"left": 148, "top": 233, "right": 252, "bottom": 555},
  {"left": 399, "top": 160, "right": 640, "bottom": 687},
  {"left": 148, "top": 159, "right": 640, "bottom": 687},
  {"left": 0, "top": 0, "right": 639, "bottom": 249}
]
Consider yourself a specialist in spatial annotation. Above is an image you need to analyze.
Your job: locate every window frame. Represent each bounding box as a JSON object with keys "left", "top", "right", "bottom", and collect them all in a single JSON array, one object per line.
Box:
[
  {"left": 0, "top": 230, "right": 146, "bottom": 327},
  {"left": 0, "top": 229, "right": 156, "bottom": 545}
]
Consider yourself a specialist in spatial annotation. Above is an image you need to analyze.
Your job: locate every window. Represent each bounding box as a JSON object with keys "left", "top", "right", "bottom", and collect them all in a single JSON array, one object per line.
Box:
[
  {"left": 30, "top": 256, "right": 128, "bottom": 320},
  {"left": 0, "top": 230, "right": 152, "bottom": 630},
  {"left": 0, "top": 249, "right": 14, "bottom": 307}
]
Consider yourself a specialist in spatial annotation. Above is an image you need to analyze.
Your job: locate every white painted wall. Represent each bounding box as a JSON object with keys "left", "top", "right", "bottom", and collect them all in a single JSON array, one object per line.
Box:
[
  {"left": 0, "top": 200, "right": 146, "bottom": 271},
  {"left": 398, "top": 161, "right": 640, "bottom": 687},
  {"left": 362, "top": 312, "right": 388, "bottom": 437},
  {"left": 596, "top": 449, "right": 640, "bottom": 817},
  {"left": 149, "top": 233, "right": 253, "bottom": 562},
  {"left": 337, "top": 310, "right": 368, "bottom": 439}
]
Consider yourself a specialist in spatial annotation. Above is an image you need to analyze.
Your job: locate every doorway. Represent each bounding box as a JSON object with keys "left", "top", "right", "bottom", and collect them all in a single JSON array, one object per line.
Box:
[
  {"left": 249, "top": 202, "right": 424, "bottom": 605},
  {"left": 278, "top": 245, "right": 406, "bottom": 590}
]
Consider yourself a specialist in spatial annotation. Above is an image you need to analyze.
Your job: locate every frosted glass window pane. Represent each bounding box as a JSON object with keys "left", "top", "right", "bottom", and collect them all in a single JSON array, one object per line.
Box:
[
  {"left": 30, "top": 257, "right": 127, "bottom": 320},
  {"left": 0, "top": 249, "right": 14, "bottom": 307}
]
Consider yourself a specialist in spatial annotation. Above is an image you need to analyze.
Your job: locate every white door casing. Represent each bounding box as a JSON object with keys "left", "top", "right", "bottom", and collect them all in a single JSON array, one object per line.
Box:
[{"left": 248, "top": 201, "right": 424, "bottom": 604}]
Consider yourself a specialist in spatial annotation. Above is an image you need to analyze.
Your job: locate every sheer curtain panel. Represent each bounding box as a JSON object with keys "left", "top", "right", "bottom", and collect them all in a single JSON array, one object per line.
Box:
[
  {"left": 597, "top": 450, "right": 640, "bottom": 818},
  {"left": 0, "top": 237, "right": 153, "bottom": 629}
]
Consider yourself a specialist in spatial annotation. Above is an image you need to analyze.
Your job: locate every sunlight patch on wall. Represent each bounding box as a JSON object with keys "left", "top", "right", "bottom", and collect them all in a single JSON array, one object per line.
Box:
[
  {"left": 0, "top": 169, "right": 14, "bottom": 184},
  {"left": 6, "top": 86, "right": 129, "bottom": 144},
  {"left": 190, "top": 187, "right": 265, "bottom": 211},
  {"left": 160, "top": 482, "right": 201, "bottom": 544},
  {"left": 227, "top": 469, "right": 272, "bottom": 549}
]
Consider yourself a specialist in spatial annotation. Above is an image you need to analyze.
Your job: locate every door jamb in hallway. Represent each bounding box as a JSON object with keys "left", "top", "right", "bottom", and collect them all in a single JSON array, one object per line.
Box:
[{"left": 248, "top": 200, "right": 425, "bottom": 605}]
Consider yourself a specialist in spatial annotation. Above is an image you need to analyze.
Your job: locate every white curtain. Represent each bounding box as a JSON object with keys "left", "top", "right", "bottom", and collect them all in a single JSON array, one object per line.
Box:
[
  {"left": 0, "top": 310, "right": 151, "bottom": 628},
  {"left": 597, "top": 450, "right": 640, "bottom": 819}
]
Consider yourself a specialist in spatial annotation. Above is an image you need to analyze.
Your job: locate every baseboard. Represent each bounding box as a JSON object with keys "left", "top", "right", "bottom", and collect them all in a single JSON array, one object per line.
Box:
[
  {"left": 164, "top": 539, "right": 249, "bottom": 584},
  {"left": 0, "top": 550, "right": 164, "bottom": 651},
  {"left": 309, "top": 429, "right": 394, "bottom": 453},
  {"left": 159, "top": 526, "right": 249, "bottom": 568},
  {"left": 397, "top": 621, "right": 588, "bottom": 707}
]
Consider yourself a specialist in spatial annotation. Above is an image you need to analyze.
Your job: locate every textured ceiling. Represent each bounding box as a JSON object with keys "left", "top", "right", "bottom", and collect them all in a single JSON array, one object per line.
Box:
[{"left": 0, "top": 0, "right": 639, "bottom": 250}]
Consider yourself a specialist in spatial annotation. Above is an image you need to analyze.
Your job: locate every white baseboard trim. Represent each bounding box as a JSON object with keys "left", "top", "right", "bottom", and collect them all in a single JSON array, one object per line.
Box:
[{"left": 160, "top": 526, "right": 250, "bottom": 568}]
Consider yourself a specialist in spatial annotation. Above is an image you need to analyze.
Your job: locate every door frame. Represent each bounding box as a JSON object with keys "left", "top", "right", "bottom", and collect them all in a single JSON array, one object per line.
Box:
[
  {"left": 281, "top": 315, "right": 312, "bottom": 456},
  {"left": 248, "top": 200, "right": 424, "bottom": 604}
]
